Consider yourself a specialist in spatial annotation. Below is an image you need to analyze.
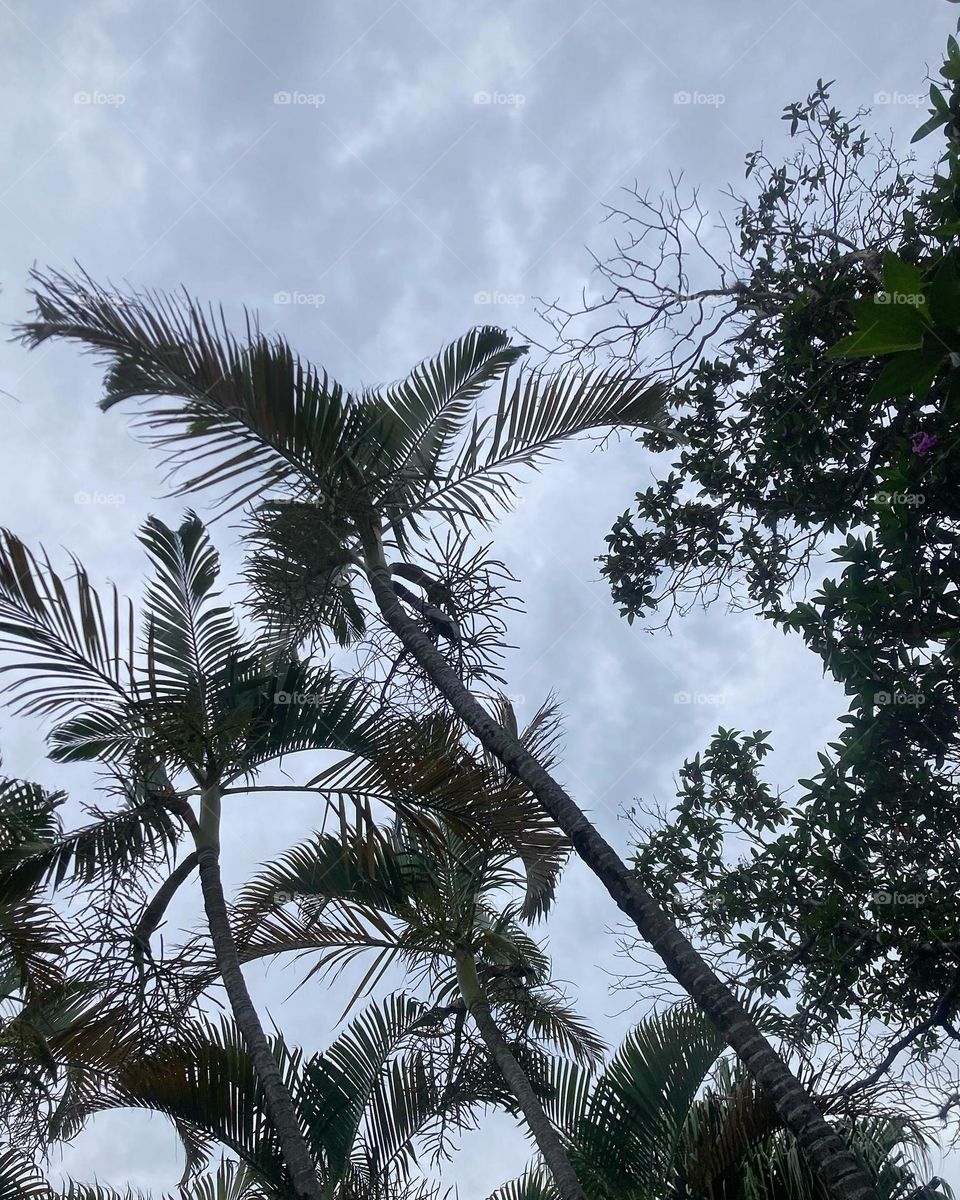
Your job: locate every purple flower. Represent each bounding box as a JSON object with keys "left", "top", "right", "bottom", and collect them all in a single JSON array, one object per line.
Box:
[{"left": 911, "top": 432, "right": 939, "bottom": 457}]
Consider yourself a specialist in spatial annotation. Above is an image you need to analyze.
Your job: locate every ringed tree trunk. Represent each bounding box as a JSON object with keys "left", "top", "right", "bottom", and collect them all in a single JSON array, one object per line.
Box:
[
  {"left": 454, "top": 948, "right": 587, "bottom": 1200},
  {"left": 363, "top": 555, "right": 877, "bottom": 1200},
  {"left": 194, "top": 785, "right": 323, "bottom": 1200}
]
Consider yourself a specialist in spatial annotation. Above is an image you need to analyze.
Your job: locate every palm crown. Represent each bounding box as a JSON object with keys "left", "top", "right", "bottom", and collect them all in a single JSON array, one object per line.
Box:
[{"left": 19, "top": 269, "right": 667, "bottom": 650}]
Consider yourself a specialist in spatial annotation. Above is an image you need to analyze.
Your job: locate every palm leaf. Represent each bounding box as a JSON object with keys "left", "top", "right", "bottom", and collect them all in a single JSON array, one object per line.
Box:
[
  {"left": 572, "top": 1001, "right": 725, "bottom": 1195},
  {"left": 0, "top": 1149, "right": 51, "bottom": 1200},
  {"left": 394, "top": 365, "right": 667, "bottom": 532},
  {"left": 0, "top": 797, "right": 182, "bottom": 902},
  {"left": 20, "top": 268, "right": 369, "bottom": 515},
  {"left": 138, "top": 513, "right": 241, "bottom": 706},
  {"left": 113, "top": 1018, "right": 292, "bottom": 1189},
  {"left": 0, "top": 528, "right": 136, "bottom": 721},
  {"left": 486, "top": 1170, "right": 555, "bottom": 1200}
]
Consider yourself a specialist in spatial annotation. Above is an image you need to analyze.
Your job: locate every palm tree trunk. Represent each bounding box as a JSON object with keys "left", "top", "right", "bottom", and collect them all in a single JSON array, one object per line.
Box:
[
  {"left": 454, "top": 948, "right": 587, "bottom": 1200},
  {"left": 194, "top": 787, "right": 322, "bottom": 1200},
  {"left": 365, "top": 561, "right": 876, "bottom": 1200}
]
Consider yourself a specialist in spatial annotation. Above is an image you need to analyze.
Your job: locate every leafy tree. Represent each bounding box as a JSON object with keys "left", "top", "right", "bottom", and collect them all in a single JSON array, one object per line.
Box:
[
  {"left": 544, "top": 21, "right": 960, "bottom": 1121},
  {"left": 490, "top": 1004, "right": 952, "bottom": 1200},
  {"left": 16, "top": 276, "right": 878, "bottom": 1200}
]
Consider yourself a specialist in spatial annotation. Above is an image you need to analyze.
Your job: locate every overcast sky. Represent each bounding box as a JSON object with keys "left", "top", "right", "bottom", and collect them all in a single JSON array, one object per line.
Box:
[{"left": 0, "top": 1, "right": 954, "bottom": 1195}]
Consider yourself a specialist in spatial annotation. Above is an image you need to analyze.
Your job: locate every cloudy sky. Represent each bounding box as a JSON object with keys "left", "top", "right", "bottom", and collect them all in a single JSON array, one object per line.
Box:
[{"left": 0, "top": 0, "right": 953, "bottom": 1194}]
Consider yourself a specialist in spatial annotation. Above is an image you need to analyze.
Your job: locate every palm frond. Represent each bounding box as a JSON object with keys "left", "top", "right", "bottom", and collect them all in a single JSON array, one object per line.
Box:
[
  {"left": 0, "top": 527, "right": 136, "bottom": 721},
  {"left": 225, "top": 662, "right": 375, "bottom": 778},
  {"left": 0, "top": 767, "right": 63, "bottom": 855},
  {"left": 300, "top": 710, "right": 569, "bottom": 915},
  {"left": 244, "top": 500, "right": 365, "bottom": 650},
  {"left": 366, "top": 327, "right": 527, "bottom": 540},
  {"left": 573, "top": 1001, "right": 725, "bottom": 1194},
  {"left": 22, "top": 271, "right": 665, "bottom": 548},
  {"left": 113, "top": 1018, "right": 292, "bottom": 1189},
  {"left": 395, "top": 365, "right": 667, "bottom": 531},
  {"left": 0, "top": 798, "right": 183, "bottom": 901},
  {"left": 303, "top": 993, "right": 436, "bottom": 1182},
  {"left": 138, "top": 513, "right": 241, "bottom": 705},
  {"left": 486, "top": 1168, "right": 555, "bottom": 1200},
  {"left": 20, "top": 268, "right": 367, "bottom": 515},
  {"left": 0, "top": 1149, "right": 51, "bottom": 1200},
  {"left": 514, "top": 993, "right": 605, "bottom": 1070}
]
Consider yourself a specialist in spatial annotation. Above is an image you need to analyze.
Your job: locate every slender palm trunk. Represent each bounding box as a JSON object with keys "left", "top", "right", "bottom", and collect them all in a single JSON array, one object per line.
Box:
[
  {"left": 194, "top": 787, "right": 323, "bottom": 1200},
  {"left": 365, "top": 560, "right": 876, "bottom": 1200},
  {"left": 454, "top": 948, "right": 587, "bottom": 1200}
]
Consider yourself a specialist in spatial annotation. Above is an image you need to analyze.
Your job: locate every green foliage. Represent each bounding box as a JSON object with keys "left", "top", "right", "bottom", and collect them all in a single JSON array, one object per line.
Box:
[
  {"left": 584, "top": 30, "right": 960, "bottom": 1094},
  {"left": 488, "top": 1004, "right": 950, "bottom": 1200}
]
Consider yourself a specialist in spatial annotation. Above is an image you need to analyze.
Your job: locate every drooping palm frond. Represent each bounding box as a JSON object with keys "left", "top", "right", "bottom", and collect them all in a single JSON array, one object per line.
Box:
[
  {"left": 244, "top": 500, "right": 365, "bottom": 650},
  {"left": 19, "top": 268, "right": 371, "bottom": 515},
  {"left": 0, "top": 797, "right": 182, "bottom": 902},
  {"left": 0, "top": 768, "right": 63, "bottom": 858},
  {"left": 510, "top": 994, "right": 606, "bottom": 1072},
  {"left": 0, "top": 528, "right": 136, "bottom": 722},
  {"left": 294, "top": 704, "right": 569, "bottom": 922},
  {"left": 0, "top": 1148, "right": 51, "bottom": 1200},
  {"left": 108, "top": 1017, "right": 291, "bottom": 1188},
  {"left": 56, "top": 998, "right": 482, "bottom": 1200},
  {"left": 0, "top": 894, "right": 65, "bottom": 999},
  {"left": 0, "top": 978, "right": 157, "bottom": 1152},
  {"left": 220, "top": 661, "right": 375, "bottom": 780}
]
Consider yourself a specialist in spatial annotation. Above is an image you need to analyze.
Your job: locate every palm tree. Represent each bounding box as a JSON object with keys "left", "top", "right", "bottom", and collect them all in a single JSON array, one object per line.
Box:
[
  {"left": 15, "top": 269, "right": 878, "bottom": 1200},
  {"left": 11, "top": 994, "right": 508, "bottom": 1199},
  {"left": 0, "top": 513, "right": 388, "bottom": 1199},
  {"left": 489, "top": 1003, "right": 953, "bottom": 1200},
  {"left": 230, "top": 705, "right": 601, "bottom": 1200}
]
